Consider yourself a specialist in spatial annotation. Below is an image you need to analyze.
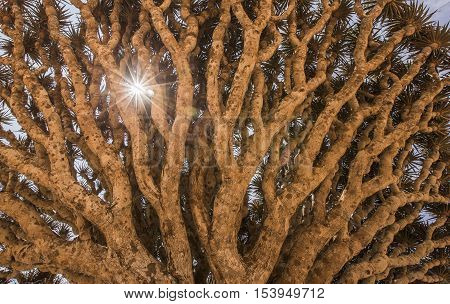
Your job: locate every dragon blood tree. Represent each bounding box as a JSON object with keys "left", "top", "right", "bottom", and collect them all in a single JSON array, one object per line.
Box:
[{"left": 0, "top": 0, "right": 448, "bottom": 283}]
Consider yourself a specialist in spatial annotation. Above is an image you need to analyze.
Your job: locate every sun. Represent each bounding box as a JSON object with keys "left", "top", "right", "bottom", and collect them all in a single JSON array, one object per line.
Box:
[
  {"left": 128, "top": 80, "right": 154, "bottom": 100},
  {"left": 117, "top": 68, "right": 164, "bottom": 109}
]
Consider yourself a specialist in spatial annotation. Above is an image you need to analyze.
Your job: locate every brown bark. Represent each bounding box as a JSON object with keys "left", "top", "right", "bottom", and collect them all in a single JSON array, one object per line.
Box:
[{"left": 0, "top": 0, "right": 448, "bottom": 283}]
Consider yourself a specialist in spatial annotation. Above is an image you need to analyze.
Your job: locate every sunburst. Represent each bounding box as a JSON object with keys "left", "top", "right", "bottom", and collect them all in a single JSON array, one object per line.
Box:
[
  {"left": 113, "top": 63, "right": 175, "bottom": 116},
  {"left": 122, "top": 73, "right": 155, "bottom": 105}
]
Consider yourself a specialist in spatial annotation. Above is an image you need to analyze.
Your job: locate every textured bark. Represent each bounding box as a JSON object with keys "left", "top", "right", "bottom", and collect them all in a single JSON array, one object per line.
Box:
[{"left": 0, "top": 0, "right": 448, "bottom": 284}]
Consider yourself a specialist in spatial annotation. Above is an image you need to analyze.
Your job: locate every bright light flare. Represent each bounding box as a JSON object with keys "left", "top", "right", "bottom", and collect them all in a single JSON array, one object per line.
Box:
[
  {"left": 127, "top": 80, "right": 154, "bottom": 100},
  {"left": 116, "top": 68, "right": 170, "bottom": 111}
]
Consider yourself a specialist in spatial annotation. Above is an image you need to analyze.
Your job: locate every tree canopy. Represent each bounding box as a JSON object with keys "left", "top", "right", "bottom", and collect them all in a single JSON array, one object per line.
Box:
[{"left": 0, "top": 0, "right": 448, "bottom": 283}]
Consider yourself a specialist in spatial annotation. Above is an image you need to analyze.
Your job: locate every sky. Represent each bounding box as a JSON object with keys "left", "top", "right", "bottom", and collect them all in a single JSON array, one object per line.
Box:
[
  {"left": 425, "top": 0, "right": 450, "bottom": 23},
  {"left": 61, "top": 1, "right": 448, "bottom": 27},
  {"left": 62, "top": 1, "right": 450, "bottom": 22}
]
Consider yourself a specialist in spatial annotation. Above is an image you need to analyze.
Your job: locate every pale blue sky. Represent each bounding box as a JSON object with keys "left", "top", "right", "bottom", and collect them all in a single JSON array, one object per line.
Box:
[
  {"left": 425, "top": 0, "right": 450, "bottom": 23},
  {"left": 63, "top": 1, "right": 449, "bottom": 23}
]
